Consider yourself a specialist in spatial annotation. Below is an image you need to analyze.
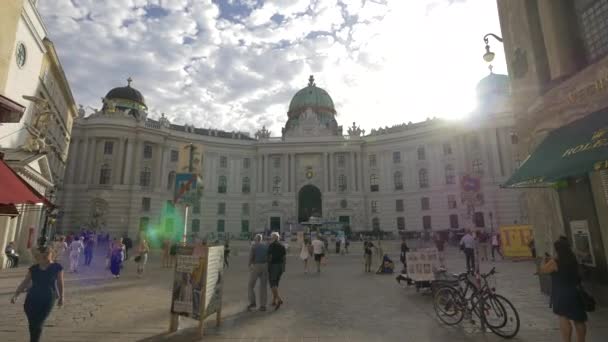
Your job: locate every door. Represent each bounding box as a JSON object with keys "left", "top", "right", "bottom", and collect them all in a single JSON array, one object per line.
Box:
[
  {"left": 270, "top": 217, "right": 281, "bottom": 232},
  {"left": 298, "top": 184, "right": 322, "bottom": 222}
]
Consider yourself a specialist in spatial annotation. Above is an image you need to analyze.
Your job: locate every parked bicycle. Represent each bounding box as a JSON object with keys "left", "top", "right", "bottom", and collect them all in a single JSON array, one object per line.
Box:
[{"left": 433, "top": 267, "right": 520, "bottom": 339}]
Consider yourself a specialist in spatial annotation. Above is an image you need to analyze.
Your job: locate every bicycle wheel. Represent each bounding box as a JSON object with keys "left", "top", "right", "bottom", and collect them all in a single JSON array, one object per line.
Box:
[
  {"left": 434, "top": 286, "right": 464, "bottom": 326},
  {"left": 486, "top": 294, "right": 520, "bottom": 339},
  {"left": 469, "top": 292, "right": 508, "bottom": 329}
]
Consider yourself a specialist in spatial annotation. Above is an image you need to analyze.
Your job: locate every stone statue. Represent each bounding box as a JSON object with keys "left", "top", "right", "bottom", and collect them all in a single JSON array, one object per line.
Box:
[
  {"left": 255, "top": 126, "right": 271, "bottom": 140},
  {"left": 78, "top": 104, "right": 86, "bottom": 119},
  {"left": 159, "top": 112, "right": 171, "bottom": 128}
]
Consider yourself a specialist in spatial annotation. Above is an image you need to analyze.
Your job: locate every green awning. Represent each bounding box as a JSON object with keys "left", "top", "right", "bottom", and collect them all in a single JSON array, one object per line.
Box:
[{"left": 504, "top": 109, "right": 608, "bottom": 188}]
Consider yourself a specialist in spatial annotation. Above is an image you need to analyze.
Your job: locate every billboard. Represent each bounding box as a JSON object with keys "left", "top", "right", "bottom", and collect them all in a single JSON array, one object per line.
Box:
[
  {"left": 499, "top": 225, "right": 533, "bottom": 257},
  {"left": 174, "top": 173, "right": 198, "bottom": 205}
]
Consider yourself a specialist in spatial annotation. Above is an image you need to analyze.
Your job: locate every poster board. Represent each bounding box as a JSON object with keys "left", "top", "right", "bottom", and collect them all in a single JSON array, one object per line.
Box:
[
  {"left": 571, "top": 220, "right": 596, "bottom": 267},
  {"left": 499, "top": 225, "right": 533, "bottom": 257},
  {"left": 169, "top": 245, "right": 224, "bottom": 336},
  {"left": 406, "top": 248, "right": 439, "bottom": 282}
]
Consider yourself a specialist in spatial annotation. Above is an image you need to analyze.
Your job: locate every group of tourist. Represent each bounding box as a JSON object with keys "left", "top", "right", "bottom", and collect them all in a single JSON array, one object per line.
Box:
[
  {"left": 247, "top": 233, "right": 286, "bottom": 312},
  {"left": 458, "top": 229, "right": 503, "bottom": 273}
]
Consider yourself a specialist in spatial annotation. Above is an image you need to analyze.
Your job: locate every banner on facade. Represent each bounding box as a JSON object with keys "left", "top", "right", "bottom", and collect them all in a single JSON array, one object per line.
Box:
[
  {"left": 169, "top": 245, "right": 224, "bottom": 335},
  {"left": 406, "top": 248, "right": 439, "bottom": 282},
  {"left": 174, "top": 173, "right": 198, "bottom": 205},
  {"left": 499, "top": 225, "right": 533, "bottom": 257}
]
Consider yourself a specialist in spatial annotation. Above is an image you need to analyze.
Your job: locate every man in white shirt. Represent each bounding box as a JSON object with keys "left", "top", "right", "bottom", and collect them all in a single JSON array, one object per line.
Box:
[
  {"left": 460, "top": 230, "right": 477, "bottom": 273},
  {"left": 69, "top": 237, "right": 84, "bottom": 272},
  {"left": 311, "top": 236, "right": 325, "bottom": 273}
]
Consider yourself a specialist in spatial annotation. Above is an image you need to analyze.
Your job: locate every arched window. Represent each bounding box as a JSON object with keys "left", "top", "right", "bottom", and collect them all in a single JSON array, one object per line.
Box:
[
  {"left": 99, "top": 164, "right": 111, "bottom": 185},
  {"left": 372, "top": 217, "right": 380, "bottom": 231},
  {"left": 272, "top": 176, "right": 281, "bottom": 194},
  {"left": 417, "top": 146, "right": 426, "bottom": 160},
  {"left": 445, "top": 164, "right": 455, "bottom": 184},
  {"left": 419, "top": 168, "right": 429, "bottom": 188},
  {"left": 218, "top": 175, "right": 227, "bottom": 193},
  {"left": 140, "top": 167, "right": 151, "bottom": 187},
  {"left": 394, "top": 171, "right": 403, "bottom": 190},
  {"left": 167, "top": 171, "right": 176, "bottom": 190},
  {"left": 242, "top": 177, "right": 251, "bottom": 193},
  {"left": 338, "top": 174, "right": 347, "bottom": 192},
  {"left": 472, "top": 159, "right": 483, "bottom": 175},
  {"left": 370, "top": 174, "right": 379, "bottom": 192}
]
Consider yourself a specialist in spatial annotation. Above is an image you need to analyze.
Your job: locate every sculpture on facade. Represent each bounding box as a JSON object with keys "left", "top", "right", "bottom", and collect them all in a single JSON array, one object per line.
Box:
[
  {"left": 159, "top": 112, "right": 171, "bottom": 128},
  {"left": 255, "top": 125, "right": 271, "bottom": 140},
  {"left": 347, "top": 122, "right": 365, "bottom": 137}
]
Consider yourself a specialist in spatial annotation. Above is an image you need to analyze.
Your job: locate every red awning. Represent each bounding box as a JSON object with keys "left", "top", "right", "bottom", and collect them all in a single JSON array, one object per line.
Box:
[
  {"left": 0, "top": 94, "right": 26, "bottom": 123},
  {"left": 0, "top": 158, "right": 51, "bottom": 206}
]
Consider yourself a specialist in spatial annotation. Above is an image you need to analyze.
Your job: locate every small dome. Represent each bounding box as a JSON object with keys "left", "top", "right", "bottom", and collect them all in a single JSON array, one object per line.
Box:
[
  {"left": 105, "top": 77, "right": 146, "bottom": 108},
  {"left": 288, "top": 75, "right": 335, "bottom": 115},
  {"left": 476, "top": 72, "right": 510, "bottom": 97}
]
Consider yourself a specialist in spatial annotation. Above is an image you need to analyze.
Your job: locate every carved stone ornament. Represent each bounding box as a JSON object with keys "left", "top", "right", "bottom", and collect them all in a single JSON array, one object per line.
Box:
[
  {"left": 347, "top": 122, "right": 364, "bottom": 137},
  {"left": 255, "top": 125, "right": 271, "bottom": 140},
  {"left": 511, "top": 47, "right": 528, "bottom": 79},
  {"left": 159, "top": 112, "right": 171, "bottom": 128}
]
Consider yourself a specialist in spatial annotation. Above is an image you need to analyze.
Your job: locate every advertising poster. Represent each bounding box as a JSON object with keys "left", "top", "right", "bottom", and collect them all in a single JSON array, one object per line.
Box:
[
  {"left": 406, "top": 248, "right": 439, "bottom": 282},
  {"left": 203, "top": 246, "right": 224, "bottom": 318},
  {"left": 571, "top": 220, "right": 596, "bottom": 267},
  {"left": 499, "top": 225, "right": 533, "bottom": 257}
]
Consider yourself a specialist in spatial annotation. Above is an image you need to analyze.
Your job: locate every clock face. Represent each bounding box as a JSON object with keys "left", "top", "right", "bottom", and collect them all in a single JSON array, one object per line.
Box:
[
  {"left": 16, "top": 43, "right": 26, "bottom": 68},
  {"left": 306, "top": 170, "right": 314, "bottom": 179}
]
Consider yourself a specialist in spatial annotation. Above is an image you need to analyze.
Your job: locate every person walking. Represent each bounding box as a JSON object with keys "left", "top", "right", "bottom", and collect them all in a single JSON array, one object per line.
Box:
[
  {"left": 311, "top": 235, "right": 325, "bottom": 273},
  {"left": 491, "top": 231, "right": 502, "bottom": 261},
  {"left": 335, "top": 238, "right": 341, "bottom": 254},
  {"left": 267, "top": 232, "right": 286, "bottom": 311},
  {"left": 344, "top": 237, "right": 350, "bottom": 254},
  {"left": 52, "top": 236, "right": 68, "bottom": 263},
  {"left": 478, "top": 230, "right": 490, "bottom": 262},
  {"left": 110, "top": 238, "right": 125, "bottom": 279},
  {"left": 460, "top": 229, "right": 476, "bottom": 273},
  {"left": 123, "top": 235, "right": 133, "bottom": 260},
  {"left": 540, "top": 238, "right": 588, "bottom": 342},
  {"left": 136, "top": 238, "right": 150, "bottom": 277},
  {"left": 84, "top": 235, "right": 95, "bottom": 266},
  {"left": 364, "top": 239, "right": 374, "bottom": 273},
  {"left": 68, "top": 237, "right": 83, "bottom": 273},
  {"left": 339, "top": 235, "right": 346, "bottom": 255},
  {"left": 224, "top": 241, "right": 231, "bottom": 268},
  {"left": 433, "top": 233, "right": 446, "bottom": 268},
  {"left": 299, "top": 239, "right": 312, "bottom": 273},
  {"left": 399, "top": 237, "right": 409, "bottom": 271},
  {"left": 247, "top": 234, "right": 269, "bottom": 311},
  {"left": 11, "top": 246, "right": 64, "bottom": 342}
]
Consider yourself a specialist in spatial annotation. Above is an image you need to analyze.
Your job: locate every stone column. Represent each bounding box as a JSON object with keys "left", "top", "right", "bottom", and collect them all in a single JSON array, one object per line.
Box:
[
  {"left": 266, "top": 154, "right": 272, "bottom": 193},
  {"left": 123, "top": 139, "right": 135, "bottom": 185},
  {"left": 290, "top": 153, "right": 296, "bottom": 192},
  {"left": 78, "top": 138, "right": 89, "bottom": 184},
  {"left": 113, "top": 138, "right": 125, "bottom": 184},
  {"left": 349, "top": 151, "right": 356, "bottom": 192},
  {"left": 537, "top": 0, "right": 582, "bottom": 80},
  {"left": 132, "top": 139, "right": 142, "bottom": 186},
  {"left": 282, "top": 153, "right": 288, "bottom": 193},
  {"left": 155, "top": 143, "right": 165, "bottom": 189},
  {"left": 328, "top": 153, "right": 333, "bottom": 192},
  {"left": 86, "top": 138, "right": 97, "bottom": 184},
  {"left": 256, "top": 155, "right": 262, "bottom": 193}
]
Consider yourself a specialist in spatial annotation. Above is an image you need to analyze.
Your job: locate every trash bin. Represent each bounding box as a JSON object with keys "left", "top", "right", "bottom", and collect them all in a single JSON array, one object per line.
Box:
[{"left": 535, "top": 258, "right": 552, "bottom": 296}]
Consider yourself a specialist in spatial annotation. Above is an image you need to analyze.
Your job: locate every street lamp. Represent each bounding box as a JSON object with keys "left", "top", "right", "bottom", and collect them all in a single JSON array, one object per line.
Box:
[{"left": 483, "top": 33, "right": 503, "bottom": 63}]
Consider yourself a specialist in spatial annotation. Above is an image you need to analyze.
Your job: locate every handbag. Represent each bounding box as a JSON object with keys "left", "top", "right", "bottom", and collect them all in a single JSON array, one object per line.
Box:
[
  {"left": 134, "top": 255, "right": 142, "bottom": 263},
  {"left": 579, "top": 286, "right": 596, "bottom": 312}
]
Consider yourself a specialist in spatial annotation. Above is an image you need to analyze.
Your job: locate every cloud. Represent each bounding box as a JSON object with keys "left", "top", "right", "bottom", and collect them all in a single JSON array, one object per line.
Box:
[{"left": 39, "top": 0, "right": 506, "bottom": 136}]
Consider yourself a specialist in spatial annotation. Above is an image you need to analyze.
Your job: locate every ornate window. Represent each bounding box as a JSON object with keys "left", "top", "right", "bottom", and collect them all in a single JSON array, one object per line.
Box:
[
  {"left": 372, "top": 217, "right": 380, "bottom": 231},
  {"left": 423, "top": 216, "right": 432, "bottom": 230},
  {"left": 220, "top": 156, "right": 227, "bottom": 168},
  {"left": 170, "top": 150, "right": 179, "bottom": 162},
  {"left": 417, "top": 146, "right": 426, "bottom": 160},
  {"left": 167, "top": 171, "right": 176, "bottom": 190},
  {"left": 218, "top": 175, "right": 227, "bottom": 193},
  {"left": 472, "top": 159, "right": 484, "bottom": 175},
  {"left": 338, "top": 174, "right": 347, "bottom": 192},
  {"left": 445, "top": 164, "right": 455, "bottom": 184},
  {"left": 419, "top": 168, "right": 429, "bottom": 188},
  {"left": 139, "top": 167, "right": 151, "bottom": 187},
  {"left": 143, "top": 144, "right": 153, "bottom": 159},
  {"left": 575, "top": 0, "right": 608, "bottom": 62},
  {"left": 99, "top": 164, "right": 111, "bottom": 185},
  {"left": 369, "top": 154, "right": 377, "bottom": 168},
  {"left": 448, "top": 194, "right": 457, "bottom": 209},
  {"left": 272, "top": 176, "right": 281, "bottom": 194},
  {"left": 474, "top": 212, "right": 485, "bottom": 228},
  {"left": 397, "top": 217, "right": 405, "bottom": 230},
  {"left": 371, "top": 200, "right": 378, "bottom": 213},
  {"left": 217, "top": 219, "right": 225, "bottom": 232},
  {"left": 394, "top": 171, "right": 403, "bottom": 190},
  {"left": 396, "top": 199, "right": 404, "bottom": 212},
  {"left": 103, "top": 141, "right": 113, "bottom": 155},
  {"left": 393, "top": 151, "right": 401, "bottom": 164},
  {"left": 370, "top": 174, "right": 379, "bottom": 192},
  {"left": 241, "top": 220, "right": 250, "bottom": 233},
  {"left": 193, "top": 201, "right": 200, "bottom": 214},
  {"left": 242, "top": 177, "right": 251, "bottom": 193},
  {"left": 191, "top": 219, "right": 200, "bottom": 233},
  {"left": 421, "top": 197, "right": 430, "bottom": 210},
  {"left": 443, "top": 142, "right": 452, "bottom": 155},
  {"left": 141, "top": 197, "right": 151, "bottom": 212},
  {"left": 218, "top": 202, "right": 226, "bottom": 215},
  {"left": 273, "top": 156, "right": 281, "bottom": 168},
  {"left": 337, "top": 154, "right": 345, "bottom": 168},
  {"left": 450, "top": 214, "right": 459, "bottom": 229}
]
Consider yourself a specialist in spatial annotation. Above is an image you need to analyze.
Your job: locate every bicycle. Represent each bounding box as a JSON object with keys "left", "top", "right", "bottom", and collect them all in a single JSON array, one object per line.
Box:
[{"left": 433, "top": 267, "right": 520, "bottom": 339}]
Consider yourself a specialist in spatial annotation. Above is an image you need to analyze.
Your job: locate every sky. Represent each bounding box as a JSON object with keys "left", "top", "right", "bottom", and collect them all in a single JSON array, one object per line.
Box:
[{"left": 38, "top": 0, "right": 507, "bottom": 136}]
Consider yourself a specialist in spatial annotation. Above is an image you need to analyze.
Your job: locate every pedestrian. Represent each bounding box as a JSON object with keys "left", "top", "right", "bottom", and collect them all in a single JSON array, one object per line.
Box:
[
  {"left": 169, "top": 241, "right": 178, "bottom": 266},
  {"left": 460, "top": 229, "right": 477, "bottom": 273},
  {"left": 335, "top": 238, "right": 341, "bottom": 254},
  {"left": 299, "top": 239, "right": 312, "bottom": 273},
  {"left": 399, "top": 237, "right": 409, "bottom": 271},
  {"left": 162, "top": 238, "right": 171, "bottom": 268},
  {"left": 11, "top": 246, "right": 64, "bottom": 342},
  {"left": 224, "top": 241, "right": 231, "bottom": 268},
  {"left": 4, "top": 241, "right": 19, "bottom": 268},
  {"left": 529, "top": 237, "right": 537, "bottom": 258},
  {"left": 247, "top": 234, "right": 269, "bottom": 311},
  {"left": 267, "top": 232, "right": 286, "bottom": 311},
  {"left": 52, "top": 236, "right": 68, "bottom": 264},
  {"left": 491, "top": 231, "right": 502, "bottom": 261},
  {"left": 364, "top": 239, "right": 374, "bottom": 273},
  {"left": 123, "top": 235, "right": 133, "bottom": 260},
  {"left": 69, "top": 237, "right": 83, "bottom": 273},
  {"left": 433, "top": 233, "right": 446, "bottom": 268},
  {"left": 84, "top": 235, "right": 95, "bottom": 266},
  {"left": 478, "top": 230, "right": 489, "bottom": 261},
  {"left": 110, "top": 238, "right": 125, "bottom": 278},
  {"left": 539, "top": 238, "right": 588, "bottom": 342},
  {"left": 344, "top": 237, "right": 350, "bottom": 254},
  {"left": 311, "top": 235, "right": 325, "bottom": 273},
  {"left": 340, "top": 235, "right": 346, "bottom": 255},
  {"left": 135, "top": 237, "right": 150, "bottom": 277}
]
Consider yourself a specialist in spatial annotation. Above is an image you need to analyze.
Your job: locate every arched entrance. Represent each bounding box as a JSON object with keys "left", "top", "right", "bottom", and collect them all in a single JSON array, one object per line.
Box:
[{"left": 298, "top": 185, "right": 322, "bottom": 223}]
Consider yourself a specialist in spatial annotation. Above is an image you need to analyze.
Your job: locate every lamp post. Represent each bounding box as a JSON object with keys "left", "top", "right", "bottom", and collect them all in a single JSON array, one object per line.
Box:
[{"left": 482, "top": 33, "right": 503, "bottom": 63}]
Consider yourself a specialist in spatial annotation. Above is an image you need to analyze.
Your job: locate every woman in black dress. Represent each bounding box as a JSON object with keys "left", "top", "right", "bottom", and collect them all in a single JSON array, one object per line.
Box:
[
  {"left": 540, "top": 238, "right": 587, "bottom": 342},
  {"left": 11, "top": 246, "right": 64, "bottom": 342},
  {"left": 267, "top": 232, "right": 286, "bottom": 310}
]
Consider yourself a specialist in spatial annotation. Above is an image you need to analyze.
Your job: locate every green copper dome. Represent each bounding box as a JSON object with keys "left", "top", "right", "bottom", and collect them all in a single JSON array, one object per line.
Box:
[{"left": 288, "top": 75, "right": 335, "bottom": 115}]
